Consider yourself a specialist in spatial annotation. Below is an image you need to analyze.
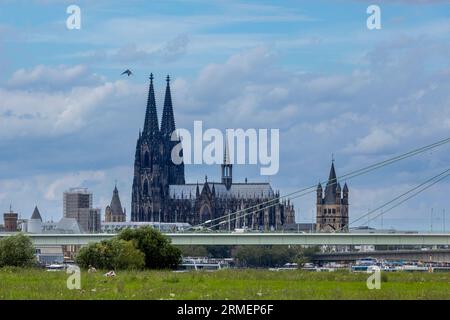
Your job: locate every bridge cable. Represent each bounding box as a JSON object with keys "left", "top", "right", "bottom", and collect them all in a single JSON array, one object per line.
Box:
[
  {"left": 352, "top": 169, "right": 450, "bottom": 230},
  {"left": 207, "top": 166, "right": 450, "bottom": 231},
  {"left": 187, "top": 136, "right": 450, "bottom": 230}
]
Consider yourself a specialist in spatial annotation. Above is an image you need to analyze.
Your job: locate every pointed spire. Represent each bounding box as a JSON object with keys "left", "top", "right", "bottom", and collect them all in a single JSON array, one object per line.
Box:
[
  {"left": 317, "top": 183, "right": 323, "bottom": 205},
  {"left": 324, "top": 160, "right": 338, "bottom": 204},
  {"left": 161, "top": 74, "right": 176, "bottom": 139},
  {"left": 328, "top": 161, "right": 337, "bottom": 184},
  {"left": 143, "top": 73, "right": 160, "bottom": 137},
  {"left": 222, "top": 134, "right": 233, "bottom": 189},
  {"left": 110, "top": 185, "right": 124, "bottom": 216},
  {"left": 31, "top": 206, "right": 42, "bottom": 221},
  {"left": 223, "top": 137, "right": 231, "bottom": 165},
  {"left": 343, "top": 182, "right": 349, "bottom": 192}
]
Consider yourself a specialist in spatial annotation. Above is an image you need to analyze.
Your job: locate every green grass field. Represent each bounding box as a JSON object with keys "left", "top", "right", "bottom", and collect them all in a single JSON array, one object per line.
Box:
[{"left": 0, "top": 268, "right": 449, "bottom": 300}]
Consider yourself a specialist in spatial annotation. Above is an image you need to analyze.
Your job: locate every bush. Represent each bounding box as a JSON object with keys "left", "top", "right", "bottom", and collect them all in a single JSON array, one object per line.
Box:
[
  {"left": 178, "top": 245, "right": 208, "bottom": 257},
  {"left": 118, "top": 227, "right": 181, "bottom": 270},
  {"left": 76, "top": 239, "right": 144, "bottom": 270},
  {"left": 0, "top": 233, "right": 36, "bottom": 267},
  {"left": 75, "top": 243, "right": 101, "bottom": 269},
  {"left": 234, "top": 246, "right": 319, "bottom": 268},
  {"left": 178, "top": 245, "right": 234, "bottom": 258}
]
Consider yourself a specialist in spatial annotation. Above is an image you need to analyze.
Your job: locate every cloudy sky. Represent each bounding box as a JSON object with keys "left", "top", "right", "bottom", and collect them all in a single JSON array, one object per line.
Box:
[{"left": 1, "top": 0, "right": 450, "bottom": 231}]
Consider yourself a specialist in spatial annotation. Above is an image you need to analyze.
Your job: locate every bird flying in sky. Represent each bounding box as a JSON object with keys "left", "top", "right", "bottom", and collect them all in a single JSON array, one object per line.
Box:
[{"left": 121, "top": 69, "right": 133, "bottom": 76}]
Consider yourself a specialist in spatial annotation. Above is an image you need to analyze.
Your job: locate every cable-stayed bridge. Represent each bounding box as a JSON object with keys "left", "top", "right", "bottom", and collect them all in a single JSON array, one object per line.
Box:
[
  {"left": 1, "top": 232, "right": 449, "bottom": 246},
  {"left": 186, "top": 137, "right": 450, "bottom": 233},
  {"left": 1, "top": 138, "right": 449, "bottom": 255}
]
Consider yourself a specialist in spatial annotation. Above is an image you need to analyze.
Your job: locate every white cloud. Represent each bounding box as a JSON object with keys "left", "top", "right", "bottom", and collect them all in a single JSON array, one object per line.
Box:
[
  {"left": 44, "top": 170, "right": 106, "bottom": 201},
  {"left": 0, "top": 67, "right": 144, "bottom": 138},
  {"left": 344, "top": 128, "right": 399, "bottom": 154},
  {"left": 8, "top": 64, "right": 105, "bottom": 90}
]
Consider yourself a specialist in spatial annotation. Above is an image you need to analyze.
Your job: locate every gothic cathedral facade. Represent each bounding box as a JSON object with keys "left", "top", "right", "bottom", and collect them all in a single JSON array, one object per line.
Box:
[{"left": 131, "top": 74, "right": 295, "bottom": 230}]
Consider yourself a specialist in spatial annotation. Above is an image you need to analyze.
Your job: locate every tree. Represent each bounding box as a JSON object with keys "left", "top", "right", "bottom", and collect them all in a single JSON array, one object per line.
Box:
[
  {"left": 114, "top": 240, "right": 145, "bottom": 270},
  {"left": 295, "top": 246, "right": 319, "bottom": 268},
  {"left": 75, "top": 242, "right": 102, "bottom": 269},
  {"left": 76, "top": 239, "right": 144, "bottom": 270},
  {"left": 178, "top": 245, "right": 233, "bottom": 258},
  {"left": 118, "top": 227, "right": 181, "bottom": 269},
  {"left": 234, "top": 245, "right": 307, "bottom": 268},
  {"left": 0, "top": 233, "right": 36, "bottom": 267},
  {"left": 178, "top": 245, "right": 208, "bottom": 257},
  {"left": 205, "top": 245, "right": 233, "bottom": 258}
]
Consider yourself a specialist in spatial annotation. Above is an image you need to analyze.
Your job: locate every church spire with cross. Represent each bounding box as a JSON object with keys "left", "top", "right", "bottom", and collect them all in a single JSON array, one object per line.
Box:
[
  {"left": 143, "top": 73, "right": 160, "bottom": 139},
  {"left": 161, "top": 75, "right": 176, "bottom": 139},
  {"left": 316, "top": 158, "right": 349, "bottom": 232},
  {"left": 221, "top": 135, "right": 233, "bottom": 190}
]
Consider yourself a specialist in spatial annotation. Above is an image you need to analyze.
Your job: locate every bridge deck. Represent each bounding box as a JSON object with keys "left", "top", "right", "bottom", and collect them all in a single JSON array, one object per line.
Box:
[{"left": 1, "top": 232, "right": 450, "bottom": 246}]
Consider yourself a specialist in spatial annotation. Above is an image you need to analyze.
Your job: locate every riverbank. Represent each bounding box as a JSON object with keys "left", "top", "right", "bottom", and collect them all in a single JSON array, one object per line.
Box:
[{"left": 0, "top": 268, "right": 449, "bottom": 299}]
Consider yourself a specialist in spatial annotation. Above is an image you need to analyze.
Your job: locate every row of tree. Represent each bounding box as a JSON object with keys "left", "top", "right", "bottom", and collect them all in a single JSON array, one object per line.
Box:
[
  {"left": 234, "top": 246, "right": 318, "bottom": 268},
  {"left": 0, "top": 228, "right": 182, "bottom": 270},
  {"left": 0, "top": 230, "right": 318, "bottom": 270},
  {"left": 76, "top": 227, "right": 181, "bottom": 270},
  {"left": 179, "top": 245, "right": 319, "bottom": 268}
]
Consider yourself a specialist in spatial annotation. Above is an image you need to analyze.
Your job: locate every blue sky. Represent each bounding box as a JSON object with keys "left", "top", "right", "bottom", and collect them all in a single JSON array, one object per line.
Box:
[{"left": 1, "top": 0, "right": 450, "bottom": 231}]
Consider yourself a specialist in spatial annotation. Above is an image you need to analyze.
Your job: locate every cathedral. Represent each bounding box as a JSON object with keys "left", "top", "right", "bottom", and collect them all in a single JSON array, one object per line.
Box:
[
  {"left": 316, "top": 161, "right": 349, "bottom": 232},
  {"left": 130, "top": 74, "right": 295, "bottom": 230}
]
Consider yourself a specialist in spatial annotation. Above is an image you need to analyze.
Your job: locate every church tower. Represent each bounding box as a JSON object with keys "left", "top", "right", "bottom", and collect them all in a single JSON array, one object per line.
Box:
[
  {"left": 131, "top": 74, "right": 168, "bottom": 222},
  {"left": 105, "top": 185, "right": 126, "bottom": 222},
  {"left": 221, "top": 139, "right": 232, "bottom": 190},
  {"left": 316, "top": 160, "right": 349, "bottom": 232},
  {"left": 161, "top": 75, "right": 185, "bottom": 185}
]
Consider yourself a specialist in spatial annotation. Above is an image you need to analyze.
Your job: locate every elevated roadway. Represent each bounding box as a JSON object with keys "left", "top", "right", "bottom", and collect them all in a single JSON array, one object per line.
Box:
[{"left": 1, "top": 232, "right": 450, "bottom": 246}]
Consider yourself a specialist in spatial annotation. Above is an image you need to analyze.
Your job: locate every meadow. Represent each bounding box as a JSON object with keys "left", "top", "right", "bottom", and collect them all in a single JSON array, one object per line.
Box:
[{"left": 0, "top": 268, "right": 449, "bottom": 300}]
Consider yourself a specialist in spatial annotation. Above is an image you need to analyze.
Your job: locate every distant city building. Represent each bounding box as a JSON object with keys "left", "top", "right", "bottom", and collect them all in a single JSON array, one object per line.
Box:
[
  {"left": 35, "top": 246, "right": 64, "bottom": 265},
  {"left": 42, "top": 217, "right": 82, "bottom": 234},
  {"left": 283, "top": 222, "right": 316, "bottom": 233},
  {"left": 27, "top": 206, "right": 43, "bottom": 233},
  {"left": 63, "top": 188, "right": 101, "bottom": 233},
  {"left": 21, "top": 205, "right": 83, "bottom": 234},
  {"left": 105, "top": 185, "right": 126, "bottom": 222},
  {"left": 316, "top": 161, "right": 349, "bottom": 232},
  {"left": 349, "top": 226, "right": 418, "bottom": 234},
  {"left": 101, "top": 221, "right": 191, "bottom": 234},
  {"left": 3, "top": 207, "right": 18, "bottom": 232},
  {"left": 131, "top": 74, "right": 295, "bottom": 230}
]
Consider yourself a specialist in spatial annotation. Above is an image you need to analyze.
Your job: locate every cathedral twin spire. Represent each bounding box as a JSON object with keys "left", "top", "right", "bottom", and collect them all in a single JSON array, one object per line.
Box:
[
  {"left": 161, "top": 75, "right": 176, "bottom": 140},
  {"left": 143, "top": 74, "right": 160, "bottom": 138},
  {"left": 135, "top": 73, "right": 185, "bottom": 187},
  {"left": 142, "top": 74, "right": 176, "bottom": 139}
]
